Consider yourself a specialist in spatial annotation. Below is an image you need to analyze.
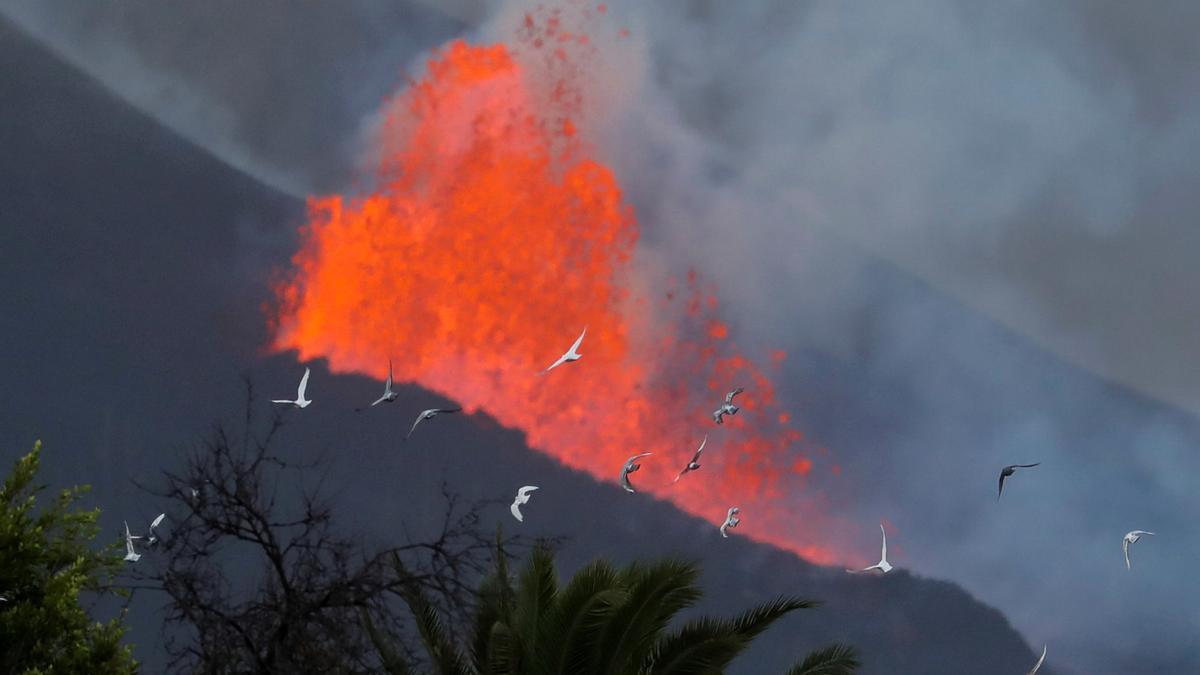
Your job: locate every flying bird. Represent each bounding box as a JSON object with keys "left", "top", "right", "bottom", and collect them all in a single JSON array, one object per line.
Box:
[
  {"left": 846, "top": 523, "right": 893, "bottom": 574},
  {"left": 123, "top": 521, "right": 142, "bottom": 563},
  {"left": 673, "top": 436, "right": 708, "bottom": 483},
  {"left": 509, "top": 486, "right": 539, "bottom": 522},
  {"left": 1123, "top": 530, "right": 1155, "bottom": 570},
  {"left": 997, "top": 463, "right": 1040, "bottom": 500},
  {"left": 712, "top": 387, "right": 744, "bottom": 424},
  {"left": 271, "top": 367, "right": 312, "bottom": 408},
  {"left": 540, "top": 327, "right": 586, "bottom": 375},
  {"left": 406, "top": 407, "right": 462, "bottom": 440},
  {"left": 720, "top": 507, "right": 741, "bottom": 538},
  {"left": 358, "top": 359, "right": 398, "bottom": 410},
  {"left": 620, "top": 452, "right": 653, "bottom": 493},
  {"left": 1027, "top": 644, "right": 1047, "bottom": 675}
]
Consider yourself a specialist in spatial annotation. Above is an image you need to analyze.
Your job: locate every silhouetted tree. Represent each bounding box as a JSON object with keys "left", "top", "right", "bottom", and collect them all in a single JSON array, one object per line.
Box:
[
  {"left": 134, "top": 386, "right": 523, "bottom": 674},
  {"left": 366, "top": 545, "right": 860, "bottom": 675},
  {"left": 0, "top": 442, "right": 138, "bottom": 674}
]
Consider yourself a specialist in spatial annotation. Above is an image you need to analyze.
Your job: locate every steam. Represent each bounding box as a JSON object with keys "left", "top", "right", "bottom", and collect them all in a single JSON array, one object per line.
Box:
[{"left": 557, "top": 2, "right": 1200, "bottom": 673}]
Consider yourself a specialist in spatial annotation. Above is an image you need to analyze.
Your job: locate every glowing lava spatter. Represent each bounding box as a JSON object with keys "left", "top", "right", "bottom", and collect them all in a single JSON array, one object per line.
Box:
[{"left": 271, "top": 10, "right": 838, "bottom": 564}]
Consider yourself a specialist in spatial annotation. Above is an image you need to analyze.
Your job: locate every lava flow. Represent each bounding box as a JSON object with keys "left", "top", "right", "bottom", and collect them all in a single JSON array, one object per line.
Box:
[{"left": 270, "top": 11, "right": 839, "bottom": 564}]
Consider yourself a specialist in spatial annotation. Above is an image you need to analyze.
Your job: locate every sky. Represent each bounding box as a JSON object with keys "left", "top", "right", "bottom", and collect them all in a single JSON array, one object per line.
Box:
[{"left": 2, "top": 1, "right": 1198, "bottom": 672}]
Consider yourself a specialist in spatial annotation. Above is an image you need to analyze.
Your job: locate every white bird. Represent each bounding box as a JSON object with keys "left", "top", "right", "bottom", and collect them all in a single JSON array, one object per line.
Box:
[
  {"left": 358, "top": 359, "right": 398, "bottom": 411},
  {"left": 510, "top": 486, "right": 539, "bottom": 522},
  {"left": 1027, "top": 644, "right": 1047, "bottom": 675},
  {"left": 540, "top": 327, "right": 586, "bottom": 375},
  {"left": 406, "top": 407, "right": 462, "bottom": 440},
  {"left": 620, "top": 452, "right": 653, "bottom": 493},
  {"left": 846, "top": 523, "right": 893, "bottom": 574},
  {"left": 998, "top": 463, "right": 1040, "bottom": 500},
  {"left": 711, "top": 387, "right": 744, "bottom": 424},
  {"left": 720, "top": 507, "right": 741, "bottom": 538},
  {"left": 1123, "top": 530, "right": 1155, "bottom": 570},
  {"left": 123, "top": 521, "right": 142, "bottom": 563},
  {"left": 190, "top": 486, "right": 201, "bottom": 499},
  {"left": 271, "top": 367, "right": 312, "bottom": 408},
  {"left": 673, "top": 436, "right": 708, "bottom": 483},
  {"left": 146, "top": 513, "right": 166, "bottom": 546}
]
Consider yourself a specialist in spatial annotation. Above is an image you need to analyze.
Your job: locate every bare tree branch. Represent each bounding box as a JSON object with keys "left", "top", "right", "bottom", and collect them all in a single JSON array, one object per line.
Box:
[{"left": 129, "top": 387, "right": 534, "bottom": 674}]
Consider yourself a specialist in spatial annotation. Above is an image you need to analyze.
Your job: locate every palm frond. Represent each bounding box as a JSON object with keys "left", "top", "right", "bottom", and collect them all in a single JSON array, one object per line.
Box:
[
  {"left": 544, "top": 560, "right": 621, "bottom": 674},
  {"left": 786, "top": 643, "right": 860, "bottom": 675},
  {"left": 360, "top": 608, "right": 414, "bottom": 675},
  {"left": 649, "top": 596, "right": 819, "bottom": 674},
  {"left": 594, "top": 559, "right": 702, "bottom": 674},
  {"left": 403, "top": 589, "right": 471, "bottom": 675},
  {"left": 512, "top": 545, "right": 558, "bottom": 674},
  {"left": 729, "top": 596, "right": 819, "bottom": 642},
  {"left": 486, "top": 620, "right": 518, "bottom": 675}
]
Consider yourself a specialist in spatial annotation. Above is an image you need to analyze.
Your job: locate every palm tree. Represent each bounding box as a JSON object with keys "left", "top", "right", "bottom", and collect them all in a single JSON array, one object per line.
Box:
[{"left": 364, "top": 545, "right": 858, "bottom": 675}]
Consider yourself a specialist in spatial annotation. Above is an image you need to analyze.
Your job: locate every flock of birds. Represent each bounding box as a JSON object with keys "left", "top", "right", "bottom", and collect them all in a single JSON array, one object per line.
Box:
[{"left": 116, "top": 325, "right": 1157, "bottom": 674}]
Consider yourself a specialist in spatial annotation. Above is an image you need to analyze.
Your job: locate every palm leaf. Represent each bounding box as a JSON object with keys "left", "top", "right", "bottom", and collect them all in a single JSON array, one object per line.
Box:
[
  {"left": 786, "top": 643, "right": 860, "bottom": 675},
  {"left": 650, "top": 597, "right": 818, "bottom": 675},
  {"left": 593, "top": 559, "right": 702, "bottom": 673},
  {"left": 359, "top": 608, "right": 414, "bottom": 675},
  {"left": 512, "top": 544, "right": 558, "bottom": 672},
  {"left": 402, "top": 588, "right": 471, "bottom": 675},
  {"left": 472, "top": 532, "right": 517, "bottom": 673},
  {"left": 486, "top": 620, "right": 517, "bottom": 675},
  {"left": 544, "top": 560, "right": 622, "bottom": 675}
]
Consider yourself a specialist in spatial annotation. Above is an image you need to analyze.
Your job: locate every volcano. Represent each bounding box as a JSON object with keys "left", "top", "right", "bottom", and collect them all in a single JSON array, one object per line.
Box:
[{"left": 0, "top": 13, "right": 1054, "bottom": 672}]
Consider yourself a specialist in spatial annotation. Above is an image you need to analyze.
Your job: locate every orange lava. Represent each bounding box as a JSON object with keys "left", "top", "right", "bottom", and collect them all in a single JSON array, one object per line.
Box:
[{"left": 271, "top": 9, "right": 838, "bottom": 564}]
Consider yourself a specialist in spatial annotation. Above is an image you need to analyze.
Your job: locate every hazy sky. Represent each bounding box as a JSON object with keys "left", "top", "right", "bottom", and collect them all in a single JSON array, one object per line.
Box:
[{"left": 3, "top": 1, "right": 1198, "bottom": 672}]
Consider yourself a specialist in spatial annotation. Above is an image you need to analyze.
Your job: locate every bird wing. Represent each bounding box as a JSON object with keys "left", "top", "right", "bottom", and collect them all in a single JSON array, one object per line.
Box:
[
  {"left": 997, "top": 472, "right": 1007, "bottom": 499},
  {"left": 510, "top": 501, "right": 524, "bottom": 522},
  {"left": 386, "top": 359, "right": 394, "bottom": 392},
  {"left": 150, "top": 513, "right": 166, "bottom": 530},
  {"left": 369, "top": 393, "right": 389, "bottom": 407},
  {"left": 517, "top": 485, "right": 539, "bottom": 498},
  {"left": 271, "top": 399, "right": 293, "bottom": 404},
  {"left": 691, "top": 435, "right": 708, "bottom": 463},
  {"left": 540, "top": 354, "right": 568, "bottom": 375},
  {"left": 1015, "top": 463, "right": 1041, "bottom": 468},
  {"left": 436, "top": 407, "right": 463, "bottom": 414},
  {"left": 725, "top": 387, "right": 744, "bottom": 404},
  {"left": 720, "top": 522, "right": 730, "bottom": 538},
  {"left": 569, "top": 326, "right": 587, "bottom": 355},
  {"left": 297, "top": 367, "right": 311, "bottom": 399},
  {"left": 879, "top": 523, "right": 888, "bottom": 560},
  {"left": 123, "top": 521, "right": 137, "bottom": 554},
  {"left": 628, "top": 452, "right": 653, "bottom": 461},
  {"left": 620, "top": 470, "right": 635, "bottom": 493},
  {"left": 1123, "top": 537, "right": 1131, "bottom": 569},
  {"left": 712, "top": 409, "right": 724, "bottom": 424},
  {"left": 1027, "top": 644, "right": 1047, "bottom": 675},
  {"left": 406, "top": 413, "right": 425, "bottom": 439},
  {"left": 673, "top": 467, "right": 688, "bottom": 483}
]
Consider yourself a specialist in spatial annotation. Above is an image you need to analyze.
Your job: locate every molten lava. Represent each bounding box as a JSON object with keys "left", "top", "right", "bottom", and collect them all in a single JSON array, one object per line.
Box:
[{"left": 271, "top": 10, "right": 838, "bottom": 564}]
